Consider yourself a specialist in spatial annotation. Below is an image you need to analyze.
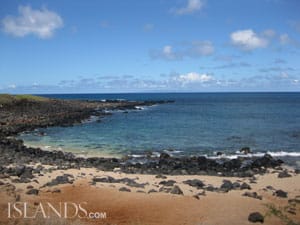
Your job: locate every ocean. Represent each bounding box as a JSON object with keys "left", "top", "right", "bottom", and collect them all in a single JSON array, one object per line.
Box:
[{"left": 19, "top": 93, "right": 300, "bottom": 161}]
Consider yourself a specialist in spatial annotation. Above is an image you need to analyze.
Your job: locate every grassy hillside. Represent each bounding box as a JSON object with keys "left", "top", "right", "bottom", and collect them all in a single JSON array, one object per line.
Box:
[{"left": 0, "top": 94, "right": 49, "bottom": 105}]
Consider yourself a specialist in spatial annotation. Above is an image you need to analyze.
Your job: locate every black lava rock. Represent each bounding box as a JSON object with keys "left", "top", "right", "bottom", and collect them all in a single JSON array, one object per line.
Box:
[
  {"left": 170, "top": 185, "right": 183, "bottom": 195},
  {"left": 183, "top": 179, "right": 205, "bottom": 189},
  {"left": 26, "top": 188, "right": 39, "bottom": 195},
  {"left": 248, "top": 212, "right": 264, "bottom": 223},
  {"left": 274, "top": 189, "right": 288, "bottom": 198}
]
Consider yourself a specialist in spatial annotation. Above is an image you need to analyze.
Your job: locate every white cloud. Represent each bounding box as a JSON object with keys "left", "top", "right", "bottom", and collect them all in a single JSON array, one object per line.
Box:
[
  {"left": 8, "top": 84, "right": 16, "bottom": 89},
  {"left": 174, "top": 72, "right": 214, "bottom": 83},
  {"left": 151, "top": 41, "right": 214, "bottom": 60},
  {"left": 230, "top": 29, "right": 268, "bottom": 50},
  {"left": 171, "top": 0, "right": 204, "bottom": 15},
  {"left": 279, "top": 34, "right": 290, "bottom": 45},
  {"left": 2, "top": 5, "right": 63, "bottom": 38},
  {"left": 162, "top": 45, "right": 174, "bottom": 58}
]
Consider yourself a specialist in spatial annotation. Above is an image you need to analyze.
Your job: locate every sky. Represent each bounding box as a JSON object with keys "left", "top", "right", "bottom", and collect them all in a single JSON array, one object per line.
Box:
[{"left": 0, "top": 0, "right": 300, "bottom": 93}]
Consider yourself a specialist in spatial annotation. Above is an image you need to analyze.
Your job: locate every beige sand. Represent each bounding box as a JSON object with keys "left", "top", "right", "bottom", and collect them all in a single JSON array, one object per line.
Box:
[{"left": 0, "top": 166, "right": 299, "bottom": 225}]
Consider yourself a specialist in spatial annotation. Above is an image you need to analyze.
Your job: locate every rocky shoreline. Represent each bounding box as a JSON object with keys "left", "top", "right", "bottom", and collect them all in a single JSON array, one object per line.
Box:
[{"left": 0, "top": 95, "right": 287, "bottom": 179}]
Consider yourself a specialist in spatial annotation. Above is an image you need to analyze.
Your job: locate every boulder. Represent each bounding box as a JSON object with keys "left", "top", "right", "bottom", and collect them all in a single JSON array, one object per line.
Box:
[
  {"left": 274, "top": 189, "right": 287, "bottom": 198},
  {"left": 248, "top": 212, "right": 264, "bottom": 223},
  {"left": 183, "top": 179, "right": 205, "bottom": 189},
  {"left": 170, "top": 185, "right": 183, "bottom": 195}
]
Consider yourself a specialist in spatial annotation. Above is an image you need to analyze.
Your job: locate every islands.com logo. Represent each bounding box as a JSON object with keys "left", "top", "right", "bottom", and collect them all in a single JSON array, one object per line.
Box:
[{"left": 8, "top": 202, "right": 107, "bottom": 219}]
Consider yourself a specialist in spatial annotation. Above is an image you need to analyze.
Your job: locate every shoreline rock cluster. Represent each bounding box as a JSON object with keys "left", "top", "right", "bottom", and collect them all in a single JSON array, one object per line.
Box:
[{"left": 0, "top": 96, "right": 285, "bottom": 178}]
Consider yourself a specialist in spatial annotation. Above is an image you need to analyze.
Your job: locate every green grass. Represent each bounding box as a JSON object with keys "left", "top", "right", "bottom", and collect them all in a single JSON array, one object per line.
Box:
[
  {"left": 0, "top": 94, "right": 49, "bottom": 104},
  {"left": 264, "top": 203, "right": 300, "bottom": 225}
]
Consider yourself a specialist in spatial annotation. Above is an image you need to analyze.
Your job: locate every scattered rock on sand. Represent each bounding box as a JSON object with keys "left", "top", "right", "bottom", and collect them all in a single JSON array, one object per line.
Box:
[
  {"left": 278, "top": 170, "right": 292, "bottom": 178},
  {"left": 119, "top": 187, "right": 131, "bottom": 192},
  {"left": 193, "top": 195, "right": 200, "bottom": 200},
  {"left": 232, "top": 182, "right": 240, "bottom": 189},
  {"left": 26, "top": 188, "right": 39, "bottom": 195},
  {"left": 148, "top": 189, "right": 158, "bottom": 194},
  {"left": 93, "top": 176, "right": 147, "bottom": 188},
  {"left": 170, "top": 185, "right": 183, "bottom": 195},
  {"left": 15, "top": 194, "right": 20, "bottom": 201},
  {"left": 242, "top": 192, "right": 262, "bottom": 200},
  {"left": 248, "top": 212, "right": 264, "bottom": 223},
  {"left": 155, "top": 174, "right": 167, "bottom": 179},
  {"left": 220, "top": 180, "right": 233, "bottom": 192},
  {"left": 183, "top": 179, "right": 205, "bottom": 189},
  {"left": 52, "top": 188, "right": 61, "bottom": 193},
  {"left": 159, "top": 187, "right": 172, "bottom": 193},
  {"left": 274, "top": 189, "right": 288, "bottom": 198},
  {"left": 43, "top": 174, "right": 74, "bottom": 187},
  {"left": 159, "top": 180, "right": 176, "bottom": 186},
  {"left": 240, "top": 182, "right": 251, "bottom": 190}
]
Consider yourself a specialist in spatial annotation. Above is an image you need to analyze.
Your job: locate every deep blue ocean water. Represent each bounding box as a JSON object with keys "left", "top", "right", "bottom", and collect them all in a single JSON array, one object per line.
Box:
[{"left": 20, "top": 93, "right": 300, "bottom": 159}]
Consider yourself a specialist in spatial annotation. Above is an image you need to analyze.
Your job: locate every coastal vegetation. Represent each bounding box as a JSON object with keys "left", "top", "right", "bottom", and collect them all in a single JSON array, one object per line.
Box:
[{"left": 0, "top": 94, "right": 48, "bottom": 105}]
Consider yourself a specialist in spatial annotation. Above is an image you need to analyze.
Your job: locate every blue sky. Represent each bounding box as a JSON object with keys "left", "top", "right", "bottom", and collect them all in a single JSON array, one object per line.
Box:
[{"left": 0, "top": 0, "right": 300, "bottom": 93}]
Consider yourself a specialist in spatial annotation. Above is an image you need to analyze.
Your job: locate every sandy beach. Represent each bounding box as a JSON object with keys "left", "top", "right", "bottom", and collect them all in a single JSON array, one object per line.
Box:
[{"left": 0, "top": 165, "right": 299, "bottom": 225}]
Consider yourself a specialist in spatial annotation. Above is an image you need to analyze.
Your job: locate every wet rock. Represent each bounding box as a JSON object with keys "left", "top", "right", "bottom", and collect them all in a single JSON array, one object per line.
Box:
[
  {"left": 252, "top": 154, "right": 282, "bottom": 168},
  {"left": 248, "top": 212, "right": 264, "bottom": 223},
  {"left": 183, "top": 179, "right": 205, "bottom": 189},
  {"left": 240, "top": 147, "right": 252, "bottom": 154},
  {"left": 159, "top": 152, "right": 170, "bottom": 159}
]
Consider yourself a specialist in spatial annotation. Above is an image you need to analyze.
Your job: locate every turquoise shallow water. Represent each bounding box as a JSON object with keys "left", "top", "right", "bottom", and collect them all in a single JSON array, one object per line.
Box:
[{"left": 19, "top": 93, "right": 300, "bottom": 159}]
